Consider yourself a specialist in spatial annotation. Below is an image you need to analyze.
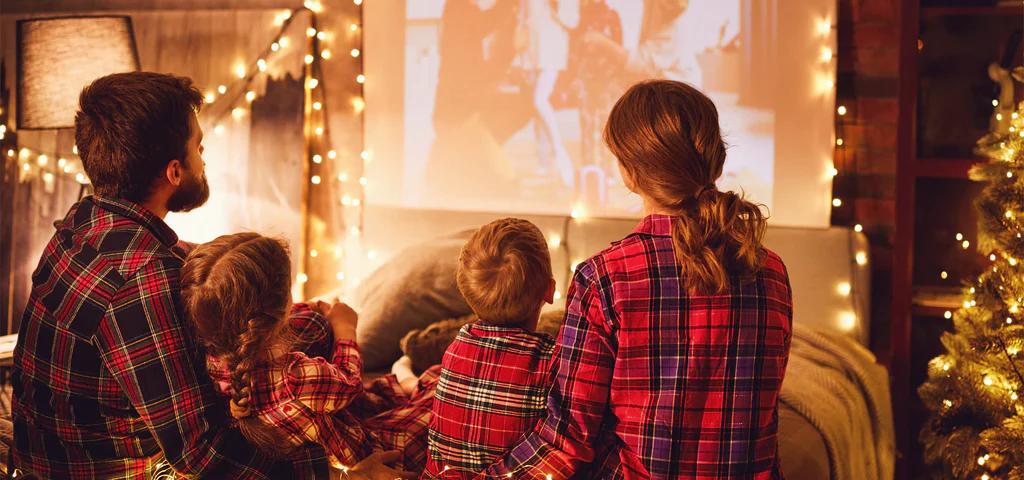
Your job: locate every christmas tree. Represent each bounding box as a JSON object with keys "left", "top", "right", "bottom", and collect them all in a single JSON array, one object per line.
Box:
[{"left": 919, "top": 74, "right": 1024, "bottom": 478}]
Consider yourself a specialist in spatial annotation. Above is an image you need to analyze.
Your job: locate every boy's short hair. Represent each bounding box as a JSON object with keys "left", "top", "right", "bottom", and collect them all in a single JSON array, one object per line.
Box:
[{"left": 457, "top": 218, "right": 552, "bottom": 326}]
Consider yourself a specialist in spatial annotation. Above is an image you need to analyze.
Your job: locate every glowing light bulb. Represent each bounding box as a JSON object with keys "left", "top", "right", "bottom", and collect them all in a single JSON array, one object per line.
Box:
[
  {"left": 956, "top": 233, "right": 964, "bottom": 241},
  {"left": 304, "top": 54, "right": 314, "bottom": 64},
  {"left": 317, "top": 31, "right": 327, "bottom": 41},
  {"left": 246, "top": 91, "right": 256, "bottom": 103},
  {"left": 307, "top": 78, "right": 319, "bottom": 89},
  {"left": 311, "top": 175, "right": 321, "bottom": 185},
  {"left": 72, "top": 145, "right": 78, "bottom": 155},
  {"left": 548, "top": 235, "right": 562, "bottom": 248},
  {"left": 993, "top": 99, "right": 999, "bottom": 107},
  {"left": 235, "top": 64, "right": 246, "bottom": 79},
  {"left": 984, "top": 376, "right": 994, "bottom": 386},
  {"left": 271, "top": 42, "right": 280, "bottom": 52},
  {"left": 820, "top": 47, "right": 833, "bottom": 62},
  {"left": 257, "top": 59, "right": 267, "bottom": 72},
  {"left": 218, "top": 84, "right": 227, "bottom": 95},
  {"left": 991, "top": 254, "right": 998, "bottom": 261},
  {"left": 315, "top": 126, "right": 324, "bottom": 136},
  {"left": 837, "top": 105, "right": 847, "bottom": 116},
  {"left": 338, "top": 172, "right": 349, "bottom": 182},
  {"left": 942, "top": 362, "right": 951, "bottom": 371},
  {"left": 1008, "top": 171, "right": 1014, "bottom": 179},
  {"left": 297, "top": 273, "right": 308, "bottom": 283},
  {"left": 341, "top": 195, "right": 352, "bottom": 205},
  {"left": 214, "top": 124, "right": 225, "bottom": 135},
  {"left": 350, "top": 48, "right": 361, "bottom": 57},
  {"left": 37, "top": 154, "right": 48, "bottom": 167},
  {"left": 837, "top": 282, "right": 851, "bottom": 296},
  {"left": 231, "top": 107, "right": 246, "bottom": 120},
  {"left": 321, "top": 49, "right": 332, "bottom": 60},
  {"left": 350, "top": 23, "right": 359, "bottom": 32},
  {"left": 75, "top": 173, "right": 88, "bottom": 184},
  {"left": 313, "top": 101, "right": 322, "bottom": 110},
  {"left": 940, "top": 271, "right": 948, "bottom": 280},
  {"left": 309, "top": 249, "right": 318, "bottom": 258},
  {"left": 832, "top": 198, "right": 842, "bottom": 207},
  {"left": 360, "top": 150, "right": 370, "bottom": 161},
  {"left": 943, "top": 311, "right": 952, "bottom": 319},
  {"left": 828, "top": 166, "right": 839, "bottom": 177},
  {"left": 327, "top": 150, "right": 337, "bottom": 159},
  {"left": 997, "top": 113, "right": 1004, "bottom": 121},
  {"left": 359, "top": 177, "right": 368, "bottom": 186},
  {"left": 354, "top": 0, "right": 363, "bottom": 5},
  {"left": 356, "top": 74, "right": 366, "bottom": 84},
  {"left": 205, "top": 92, "right": 216, "bottom": 104},
  {"left": 855, "top": 251, "right": 867, "bottom": 266},
  {"left": 306, "top": 27, "right": 317, "bottom": 37},
  {"left": 336, "top": 272, "right": 346, "bottom": 281},
  {"left": 817, "top": 18, "right": 831, "bottom": 36},
  {"left": 943, "top": 399, "right": 952, "bottom": 408},
  {"left": 836, "top": 138, "right": 844, "bottom": 146},
  {"left": 312, "top": 154, "right": 323, "bottom": 164},
  {"left": 353, "top": 97, "right": 365, "bottom": 113},
  {"left": 1012, "top": 392, "right": 1019, "bottom": 401},
  {"left": 57, "top": 158, "right": 67, "bottom": 168},
  {"left": 962, "top": 240, "right": 970, "bottom": 250},
  {"left": 854, "top": 224, "right": 863, "bottom": 233}
]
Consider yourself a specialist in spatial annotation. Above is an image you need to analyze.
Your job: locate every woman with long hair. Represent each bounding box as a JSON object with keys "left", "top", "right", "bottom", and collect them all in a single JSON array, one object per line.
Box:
[{"left": 481, "top": 80, "right": 793, "bottom": 479}]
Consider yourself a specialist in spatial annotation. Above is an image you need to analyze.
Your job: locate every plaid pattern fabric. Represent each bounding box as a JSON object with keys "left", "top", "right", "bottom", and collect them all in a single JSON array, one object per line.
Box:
[
  {"left": 208, "top": 308, "right": 440, "bottom": 471},
  {"left": 10, "top": 196, "right": 327, "bottom": 479},
  {"left": 480, "top": 214, "right": 793, "bottom": 479},
  {"left": 424, "top": 323, "right": 556, "bottom": 479}
]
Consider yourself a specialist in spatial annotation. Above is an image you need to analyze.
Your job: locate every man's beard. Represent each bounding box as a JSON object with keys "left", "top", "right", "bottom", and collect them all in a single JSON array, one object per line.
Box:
[{"left": 167, "top": 169, "right": 210, "bottom": 212}]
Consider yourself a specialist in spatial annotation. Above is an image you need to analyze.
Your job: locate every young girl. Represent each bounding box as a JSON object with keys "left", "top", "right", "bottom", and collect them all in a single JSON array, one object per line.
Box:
[
  {"left": 478, "top": 80, "right": 793, "bottom": 479},
  {"left": 179, "top": 232, "right": 438, "bottom": 477}
]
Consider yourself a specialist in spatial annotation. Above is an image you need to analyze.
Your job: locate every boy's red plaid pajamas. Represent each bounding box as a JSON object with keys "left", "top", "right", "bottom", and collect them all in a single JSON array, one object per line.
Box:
[
  {"left": 478, "top": 214, "right": 793, "bottom": 479},
  {"left": 424, "top": 323, "right": 557, "bottom": 479},
  {"left": 208, "top": 305, "right": 440, "bottom": 471}
]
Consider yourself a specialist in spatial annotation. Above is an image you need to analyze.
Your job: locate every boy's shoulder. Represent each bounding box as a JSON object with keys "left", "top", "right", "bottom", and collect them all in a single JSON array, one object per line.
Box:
[{"left": 444, "top": 323, "right": 556, "bottom": 366}]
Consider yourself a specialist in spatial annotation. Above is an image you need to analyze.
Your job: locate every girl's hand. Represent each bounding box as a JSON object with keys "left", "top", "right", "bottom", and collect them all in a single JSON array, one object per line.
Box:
[
  {"left": 346, "top": 451, "right": 415, "bottom": 480},
  {"left": 326, "top": 301, "right": 359, "bottom": 342}
]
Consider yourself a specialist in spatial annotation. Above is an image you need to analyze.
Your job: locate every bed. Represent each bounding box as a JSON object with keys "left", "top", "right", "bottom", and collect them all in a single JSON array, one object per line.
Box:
[{"left": 351, "top": 206, "right": 894, "bottom": 480}]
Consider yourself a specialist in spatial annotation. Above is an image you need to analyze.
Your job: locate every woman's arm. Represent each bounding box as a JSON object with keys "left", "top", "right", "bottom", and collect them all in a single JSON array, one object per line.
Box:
[{"left": 478, "top": 264, "right": 617, "bottom": 479}]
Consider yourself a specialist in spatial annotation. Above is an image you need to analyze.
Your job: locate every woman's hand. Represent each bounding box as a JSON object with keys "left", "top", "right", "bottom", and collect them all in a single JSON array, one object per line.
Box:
[
  {"left": 325, "top": 301, "right": 359, "bottom": 342},
  {"left": 346, "top": 450, "right": 415, "bottom": 480}
]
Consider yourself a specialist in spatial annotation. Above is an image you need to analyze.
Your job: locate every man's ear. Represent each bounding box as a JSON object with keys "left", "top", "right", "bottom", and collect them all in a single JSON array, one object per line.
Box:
[
  {"left": 545, "top": 278, "right": 556, "bottom": 304},
  {"left": 165, "top": 159, "right": 185, "bottom": 187}
]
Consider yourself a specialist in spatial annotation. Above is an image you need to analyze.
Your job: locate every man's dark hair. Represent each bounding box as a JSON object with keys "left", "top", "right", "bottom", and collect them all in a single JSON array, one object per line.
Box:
[{"left": 75, "top": 72, "right": 203, "bottom": 203}]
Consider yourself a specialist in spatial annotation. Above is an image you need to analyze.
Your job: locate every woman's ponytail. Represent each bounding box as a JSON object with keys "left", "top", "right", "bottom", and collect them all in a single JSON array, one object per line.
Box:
[{"left": 605, "top": 80, "right": 768, "bottom": 295}]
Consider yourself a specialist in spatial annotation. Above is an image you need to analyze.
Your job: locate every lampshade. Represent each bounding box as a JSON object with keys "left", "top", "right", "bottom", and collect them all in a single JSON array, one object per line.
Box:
[{"left": 17, "top": 16, "right": 140, "bottom": 130}]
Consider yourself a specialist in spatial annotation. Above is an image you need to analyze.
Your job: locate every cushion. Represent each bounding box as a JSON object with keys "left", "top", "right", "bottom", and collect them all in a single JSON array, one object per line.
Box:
[{"left": 354, "top": 230, "right": 474, "bottom": 370}]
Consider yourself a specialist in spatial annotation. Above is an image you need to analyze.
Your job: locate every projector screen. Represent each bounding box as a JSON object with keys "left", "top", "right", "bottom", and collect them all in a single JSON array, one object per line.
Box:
[{"left": 365, "top": 0, "right": 836, "bottom": 227}]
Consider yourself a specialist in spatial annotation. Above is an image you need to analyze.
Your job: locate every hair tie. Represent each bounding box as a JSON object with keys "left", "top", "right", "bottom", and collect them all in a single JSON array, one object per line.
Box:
[{"left": 696, "top": 183, "right": 717, "bottom": 199}]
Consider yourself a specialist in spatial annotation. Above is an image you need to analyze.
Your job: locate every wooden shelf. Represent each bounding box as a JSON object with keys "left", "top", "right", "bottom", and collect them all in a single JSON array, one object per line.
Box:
[
  {"left": 922, "top": 5, "right": 1024, "bottom": 17},
  {"left": 914, "top": 158, "right": 981, "bottom": 178}
]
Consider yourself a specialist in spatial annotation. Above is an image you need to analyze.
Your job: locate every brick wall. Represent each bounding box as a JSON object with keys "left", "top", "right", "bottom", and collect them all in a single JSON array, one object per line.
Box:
[{"left": 835, "top": 0, "right": 902, "bottom": 361}]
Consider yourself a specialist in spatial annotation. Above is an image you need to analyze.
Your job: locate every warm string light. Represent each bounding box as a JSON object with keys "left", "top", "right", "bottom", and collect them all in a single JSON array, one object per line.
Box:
[{"left": 10, "top": 145, "right": 87, "bottom": 185}]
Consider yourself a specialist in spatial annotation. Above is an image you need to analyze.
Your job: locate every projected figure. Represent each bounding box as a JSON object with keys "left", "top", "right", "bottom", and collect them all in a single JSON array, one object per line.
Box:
[
  {"left": 519, "top": 0, "right": 579, "bottom": 189},
  {"left": 427, "top": 0, "right": 521, "bottom": 200},
  {"left": 571, "top": 0, "right": 622, "bottom": 172}
]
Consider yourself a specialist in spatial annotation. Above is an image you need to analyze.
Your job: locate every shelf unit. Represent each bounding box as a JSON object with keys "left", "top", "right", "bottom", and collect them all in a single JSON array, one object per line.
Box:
[{"left": 892, "top": 1, "right": 1023, "bottom": 477}]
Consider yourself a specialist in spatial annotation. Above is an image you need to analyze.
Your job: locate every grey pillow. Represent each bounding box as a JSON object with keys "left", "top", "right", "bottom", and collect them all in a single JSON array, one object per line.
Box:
[{"left": 354, "top": 230, "right": 474, "bottom": 370}]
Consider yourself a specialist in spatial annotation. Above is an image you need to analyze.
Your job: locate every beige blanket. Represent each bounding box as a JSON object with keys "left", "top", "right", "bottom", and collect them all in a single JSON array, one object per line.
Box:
[{"left": 780, "top": 323, "right": 895, "bottom": 480}]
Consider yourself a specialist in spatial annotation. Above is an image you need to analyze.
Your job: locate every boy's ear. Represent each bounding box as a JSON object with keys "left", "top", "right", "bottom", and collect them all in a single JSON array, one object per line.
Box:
[
  {"left": 165, "top": 159, "right": 185, "bottom": 187},
  {"left": 545, "top": 278, "right": 556, "bottom": 304}
]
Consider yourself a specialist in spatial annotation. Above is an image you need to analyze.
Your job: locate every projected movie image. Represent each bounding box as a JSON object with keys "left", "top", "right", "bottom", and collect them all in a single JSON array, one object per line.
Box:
[{"left": 385, "top": 0, "right": 777, "bottom": 217}]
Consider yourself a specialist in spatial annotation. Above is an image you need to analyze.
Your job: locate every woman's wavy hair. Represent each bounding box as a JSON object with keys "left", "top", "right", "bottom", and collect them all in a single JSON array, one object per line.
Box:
[
  {"left": 180, "top": 232, "right": 296, "bottom": 458},
  {"left": 605, "top": 79, "right": 768, "bottom": 295}
]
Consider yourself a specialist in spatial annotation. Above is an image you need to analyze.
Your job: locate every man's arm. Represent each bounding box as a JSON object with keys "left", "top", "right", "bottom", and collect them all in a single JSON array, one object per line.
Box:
[
  {"left": 94, "top": 257, "right": 279, "bottom": 478},
  {"left": 478, "top": 265, "right": 617, "bottom": 479}
]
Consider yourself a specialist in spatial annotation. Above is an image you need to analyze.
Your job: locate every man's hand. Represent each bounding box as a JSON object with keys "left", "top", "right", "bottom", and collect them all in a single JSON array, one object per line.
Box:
[{"left": 346, "top": 451, "right": 415, "bottom": 480}]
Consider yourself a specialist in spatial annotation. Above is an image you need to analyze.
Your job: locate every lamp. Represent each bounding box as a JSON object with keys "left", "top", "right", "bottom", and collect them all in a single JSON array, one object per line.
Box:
[{"left": 17, "top": 16, "right": 139, "bottom": 130}]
